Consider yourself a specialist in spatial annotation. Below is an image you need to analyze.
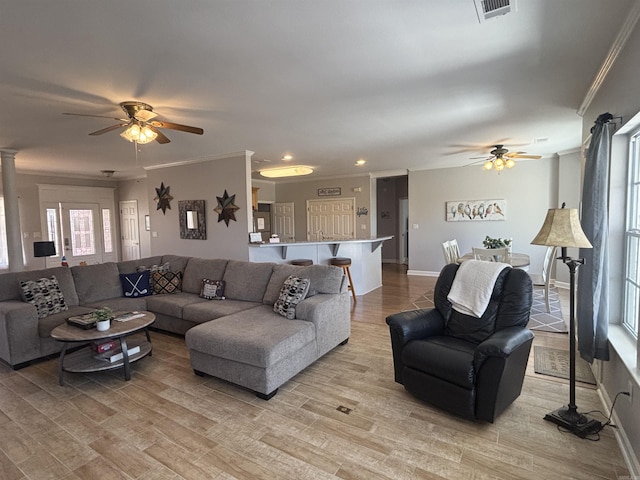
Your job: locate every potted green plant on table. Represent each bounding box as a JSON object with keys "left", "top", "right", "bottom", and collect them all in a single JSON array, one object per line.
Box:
[
  {"left": 92, "top": 307, "right": 114, "bottom": 332},
  {"left": 482, "top": 235, "right": 512, "bottom": 252}
]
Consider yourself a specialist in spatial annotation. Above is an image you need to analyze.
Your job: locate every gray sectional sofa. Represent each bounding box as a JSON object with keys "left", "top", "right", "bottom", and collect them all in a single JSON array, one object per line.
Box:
[{"left": 0, "top": 255, "right": 351, "bottom": 398}]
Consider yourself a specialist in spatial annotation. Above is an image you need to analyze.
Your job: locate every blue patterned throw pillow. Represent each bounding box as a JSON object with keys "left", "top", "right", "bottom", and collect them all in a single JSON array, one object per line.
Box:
[
  {"left": 273, "top": 275, "right": 310, "bottom": 319},
  {"left": 120, "top": 270, "right": 151, "bottom": 297},
  {"left": 20, "top": 276, "right": 69, "bottom": 318}
]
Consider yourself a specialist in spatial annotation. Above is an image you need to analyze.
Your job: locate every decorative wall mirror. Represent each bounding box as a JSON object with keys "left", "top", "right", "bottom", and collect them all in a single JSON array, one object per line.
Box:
[{"left": 179, "top": 200, "right": 206, "bottom": 239}]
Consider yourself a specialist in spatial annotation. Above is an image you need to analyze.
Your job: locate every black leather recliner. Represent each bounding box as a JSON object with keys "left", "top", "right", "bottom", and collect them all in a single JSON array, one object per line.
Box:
[{"left": 386, "top": 263, "right": 534, "bottom": 422}]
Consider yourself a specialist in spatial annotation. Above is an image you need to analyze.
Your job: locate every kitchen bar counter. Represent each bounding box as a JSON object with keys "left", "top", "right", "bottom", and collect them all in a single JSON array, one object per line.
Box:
[{"left": 248, "top": 236, "right": 393, "bottom": 296}]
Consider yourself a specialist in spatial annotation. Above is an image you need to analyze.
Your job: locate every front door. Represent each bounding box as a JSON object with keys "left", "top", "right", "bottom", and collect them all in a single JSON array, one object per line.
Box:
[{"left": 120, "top": 200, "right": 140, "bottom": 261}]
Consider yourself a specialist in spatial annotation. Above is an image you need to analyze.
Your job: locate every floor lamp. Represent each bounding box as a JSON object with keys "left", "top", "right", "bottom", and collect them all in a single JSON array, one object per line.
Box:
[
  {"left": 531, "top": 204, "right": 602, "bottom": 437},
  {"left": 33, "top": 241, "right": 56, "bottom": 268}
]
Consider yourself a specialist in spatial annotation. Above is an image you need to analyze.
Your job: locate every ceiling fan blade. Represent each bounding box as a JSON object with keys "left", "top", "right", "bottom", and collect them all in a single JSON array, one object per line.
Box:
[
  {"left": 88, "top": 124, "right": 127, "bottom": 136},
  {"left": 64, "top": 113, "right": 127, "bottom": 121},
  {"left": 506, "top": 153, "right": 542, "bottom": 159},
  {"left": 150, "top": 120, "right": 204, "bottom": 135},
  {"left": 150, "top": 126, "right": 171, "bottom": 144}
]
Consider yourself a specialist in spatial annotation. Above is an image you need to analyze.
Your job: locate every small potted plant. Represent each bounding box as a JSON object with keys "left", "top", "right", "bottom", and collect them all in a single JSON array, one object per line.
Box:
[
  {"left": 482, "top": 235, "right": 512, "bottom": 252},
  {"left": 92, "top": 307, "right": 114, "bottom": 332}
]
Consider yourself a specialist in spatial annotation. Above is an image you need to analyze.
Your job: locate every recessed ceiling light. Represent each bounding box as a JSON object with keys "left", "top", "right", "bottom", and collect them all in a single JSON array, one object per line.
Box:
[
  {"left": 282, "top": 154, "right": 293, "bottom": 161},
  {"left": 355, "top": 159, "right": 366, "bottom": 166},
  {"left": 259, "top": 165, "right": 313, "bottom": 178}
]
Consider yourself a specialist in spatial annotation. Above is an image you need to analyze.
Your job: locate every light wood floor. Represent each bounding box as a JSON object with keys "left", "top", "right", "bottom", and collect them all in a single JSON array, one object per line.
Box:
[{"left": 0, "top": 264, "right": 630, "bottom": 479}]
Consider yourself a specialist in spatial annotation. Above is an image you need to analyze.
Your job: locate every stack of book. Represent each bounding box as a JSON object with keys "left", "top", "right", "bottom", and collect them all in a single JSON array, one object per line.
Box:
[{"left": 93, "top": 344, "right": 141, "bottom": 363}]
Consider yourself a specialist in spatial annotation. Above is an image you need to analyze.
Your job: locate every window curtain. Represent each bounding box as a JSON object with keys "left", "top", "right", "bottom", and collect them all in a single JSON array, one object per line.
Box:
[{"left": 577, "top": 112, "right": 614, "bottom": 363}]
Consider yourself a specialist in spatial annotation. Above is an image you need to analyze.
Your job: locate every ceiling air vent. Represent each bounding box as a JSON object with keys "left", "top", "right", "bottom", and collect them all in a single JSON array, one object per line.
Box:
[{"left": 473, "top": 0, "right": 516, "bottom": 23}]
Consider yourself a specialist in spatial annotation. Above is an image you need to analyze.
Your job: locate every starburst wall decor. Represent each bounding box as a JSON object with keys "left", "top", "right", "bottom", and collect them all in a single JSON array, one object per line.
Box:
[
  {"left": 214, "top": 190, "right": 240, "bottom": 227},
  {"left": 154, "top": 182, "right": 174, "bottom": 214}
]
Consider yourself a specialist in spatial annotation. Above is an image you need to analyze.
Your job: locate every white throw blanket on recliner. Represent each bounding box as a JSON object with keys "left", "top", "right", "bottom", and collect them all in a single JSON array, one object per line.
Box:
[{"left": 447, "top": 260, "right": 511, "bottom": 318}]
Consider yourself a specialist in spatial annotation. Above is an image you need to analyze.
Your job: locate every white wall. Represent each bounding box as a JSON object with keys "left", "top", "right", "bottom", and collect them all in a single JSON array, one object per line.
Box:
[
  {"left": 407, "top": 158, "right": 559, "bottom": 276},
  {"left": 145, "top": 152, "right": 252, "bottom": 260},
  {"left": 251, "top": 179, "right": 276, "bottom": 204}
]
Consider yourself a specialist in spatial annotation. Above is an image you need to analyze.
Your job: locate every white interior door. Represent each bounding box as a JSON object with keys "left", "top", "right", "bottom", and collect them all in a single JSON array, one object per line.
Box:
[
  {"left": 307, "top": 198, "right": 355, "bottom": 241},
  {"left": 60, "top": 203, "right": 102, "bottom": 265},
  {"left": 120, "top": 200, "right": 140, "bottom": 261},
  {"left": 273, "top": 202, "right": 295, "bottom": 241}
]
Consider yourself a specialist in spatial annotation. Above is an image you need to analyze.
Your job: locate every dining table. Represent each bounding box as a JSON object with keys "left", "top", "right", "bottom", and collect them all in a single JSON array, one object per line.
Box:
[{"left": 458, "top": 252, "right": 530, "bottom": 269}]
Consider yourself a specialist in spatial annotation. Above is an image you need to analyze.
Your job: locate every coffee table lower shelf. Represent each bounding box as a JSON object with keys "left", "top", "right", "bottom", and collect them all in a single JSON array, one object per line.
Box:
[{"left": 59, "top": 339, "right": 152, "bottom": 384}]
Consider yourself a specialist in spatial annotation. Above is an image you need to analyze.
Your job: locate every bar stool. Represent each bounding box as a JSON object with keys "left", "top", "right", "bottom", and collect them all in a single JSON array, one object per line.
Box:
[
  {"left": 330, "top": 257, "right": 356, "bottom": 302},
  {"left": 290, "top": 259, "right": 313, "bottom": 266}
]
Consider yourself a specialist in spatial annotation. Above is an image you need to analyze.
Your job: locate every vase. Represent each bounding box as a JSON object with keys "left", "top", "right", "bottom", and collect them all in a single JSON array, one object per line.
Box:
[{"left": 96, "top": 319, "right": 110, "bottom": 331}]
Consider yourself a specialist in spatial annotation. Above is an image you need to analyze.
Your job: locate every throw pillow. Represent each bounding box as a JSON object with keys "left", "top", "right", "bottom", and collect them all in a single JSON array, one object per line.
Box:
[
  {"left": 20, "top": 275, "right": 69, "bottom": 318},
  {"left": 119, "top": 270, "right": 151, "bottom": 298},
  {"left": 137, "top": 261, "right": 170, "bottom": 274},
  {"left": 200, "top": 278, "right": 226, "bottom": 300},
  {"left": 273, "top": 275, "right": 310, "bottom": 319},
  {"left": 152, "top": 271, "right": 183, "bottom": 294}
]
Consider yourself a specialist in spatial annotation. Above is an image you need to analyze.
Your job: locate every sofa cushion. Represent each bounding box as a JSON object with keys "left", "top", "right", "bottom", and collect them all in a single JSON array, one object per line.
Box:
[
  {"left": 20, "top": 276, "right": 69, "bottom": 318},
  {"left": 119, "top": 271, "right": 151, "bottom": 298},
  {"left": 185, "top": 305, "right": 316, "bottom": 368},
  {"left": 152, "top": 271, "right": 182, "bottom": 294},
  {"left": 222, "top": 260, "right": 274, "bottom": 302},
  {"left": 200, "top": 279, "right": 226, "bottom": 300},
  {"left": 263, "top": 264, "right": 344, "bottom": 304},
  {"left": 145, "top": 292, "right": 205, "bottom": 319},
  {"left": 182, "top": 299, "right": 261, "bottom": 323},
  {"left": 182, "top": 258, "right": 228, "bottom": 294},
  {"left": 0, "top": 267, "right": 79, "bottom": 305},
  {"left": 38, "top": 306, "right": 95, "bottom": 338},
  {"left": 71, "top": 263, "right": 122, "bottom": 304},
  {"left": 160, "top": 255, "right": 190, "bottom": 275},
  {"left": 273, "top": 275, "right": 310, "bottom": 319}
]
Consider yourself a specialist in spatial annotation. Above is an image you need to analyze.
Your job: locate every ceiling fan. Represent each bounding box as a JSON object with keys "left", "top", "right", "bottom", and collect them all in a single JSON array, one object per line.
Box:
[
  {"left": 469, "top": 144, "right": 542, "bottom": 171},
  {"left": 63, "top": 101, "right": 204, "bottom": 145}
]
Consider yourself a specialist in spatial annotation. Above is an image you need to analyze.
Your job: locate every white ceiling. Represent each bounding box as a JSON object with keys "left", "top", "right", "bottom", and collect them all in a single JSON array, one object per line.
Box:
[{"left": 0, "top": 0, "right": 634, "bottom": 180}]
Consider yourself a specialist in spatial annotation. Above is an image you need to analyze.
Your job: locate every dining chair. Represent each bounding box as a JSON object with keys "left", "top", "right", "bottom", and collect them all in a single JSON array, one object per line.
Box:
[
  {"left": 472, "top": 247, "right": 509, "bottom": 262},
  {"left": 449, "top": 239, "right": 461, "bottom": 262},
  {"left": 442, "top": 241, "right": 454, "bottom": 264},
  {"left": 530, "top": 246, "right": 557, "bottom": 313}
]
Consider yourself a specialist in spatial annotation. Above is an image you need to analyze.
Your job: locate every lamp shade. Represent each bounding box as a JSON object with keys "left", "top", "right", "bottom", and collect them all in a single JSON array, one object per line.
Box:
[
  {"left": 33, "top": 241, "right": 56, "bottom": 257},
  {"left": 531, "top": 208, "right": 593, "bottom": 248}
]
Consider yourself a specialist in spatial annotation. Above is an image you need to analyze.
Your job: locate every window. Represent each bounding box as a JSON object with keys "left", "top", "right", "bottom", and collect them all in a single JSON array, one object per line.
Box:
[
  {"left": 0, "top": 197, "right": 7, "bottom": 268},
  {"left": 623, "top": 132, "right": 640, "bottom": 337},
  {"left": 45, "top": 207, "right": 60, "bottom": 258},
  {"left": 69, "top": 208, "right": 96, "bottom": 256},
  {"left": 102, "top": 208, "right": 113, "bottom": 253}
]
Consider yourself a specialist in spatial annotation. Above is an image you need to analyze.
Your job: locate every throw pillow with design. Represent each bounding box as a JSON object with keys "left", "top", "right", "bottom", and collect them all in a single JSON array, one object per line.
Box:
[
  {"left": 20, "top": 275, "right": 69, "bottom": 318},
  {"left": 273, "top": 275, "right": 310, "bottom": 319},
  {"left": 119, "top": 270, "right": 151, "bottom": 297},
  {"left": 200, "top": 278, "right": 226, "bottom": 300},
  {"left": 152, "top": 271, "right": 183, "bottom": 294}
]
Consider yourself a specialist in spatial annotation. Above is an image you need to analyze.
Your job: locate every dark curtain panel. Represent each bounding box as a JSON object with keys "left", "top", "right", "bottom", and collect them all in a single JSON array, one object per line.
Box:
[{"left": 577, "top": 112, "right": 614, "bottom": 363}]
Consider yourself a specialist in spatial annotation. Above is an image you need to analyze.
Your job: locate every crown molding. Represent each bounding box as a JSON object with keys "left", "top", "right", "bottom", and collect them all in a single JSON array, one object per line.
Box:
[{"left": 144, "top": 150, "right": 254, "bottom": 170}]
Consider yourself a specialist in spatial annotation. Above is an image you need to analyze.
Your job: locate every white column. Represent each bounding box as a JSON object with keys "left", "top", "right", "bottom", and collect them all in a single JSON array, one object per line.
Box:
[{"left": 1, "top": 149, "right": 24, "bottom": 272}]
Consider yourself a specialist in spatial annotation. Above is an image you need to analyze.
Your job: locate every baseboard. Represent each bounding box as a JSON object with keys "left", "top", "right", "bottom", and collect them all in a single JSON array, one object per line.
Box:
[
  {"left": 406, "top": 269, "right": 440, "bottom": 277},
  {"left": 598, "top": 385, "right": 640, "bottom": 478}
]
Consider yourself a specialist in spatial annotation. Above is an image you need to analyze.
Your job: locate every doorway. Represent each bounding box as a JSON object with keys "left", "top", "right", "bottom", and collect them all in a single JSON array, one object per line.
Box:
[
  {"left": 273, "top": 202, "right": 295, "bottom": 242},
  {"left": 306, "top": 198, "right": 355, "bottom": 241},
  {"left": 120, "top": 200, "right": 141, "bottom": 261}
]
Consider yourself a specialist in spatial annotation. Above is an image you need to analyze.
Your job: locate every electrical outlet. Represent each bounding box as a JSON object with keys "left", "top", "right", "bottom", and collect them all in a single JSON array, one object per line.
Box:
[{"left": 627, "top": 380, "right": 634, "bottom": 403}]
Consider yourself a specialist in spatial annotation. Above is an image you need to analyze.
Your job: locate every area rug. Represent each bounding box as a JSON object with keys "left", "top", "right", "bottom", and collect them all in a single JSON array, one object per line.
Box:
[
  {"left": 406, "top": 285, "right": 567, "bottom": 333},
  {"left": 533, "top": 346, "right": 597, "bottom": 385}
]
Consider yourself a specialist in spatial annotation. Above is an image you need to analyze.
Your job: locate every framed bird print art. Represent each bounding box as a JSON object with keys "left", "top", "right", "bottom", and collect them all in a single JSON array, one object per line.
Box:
[{"left": 445, "top": 199, "right": 506, "bottom": 222}]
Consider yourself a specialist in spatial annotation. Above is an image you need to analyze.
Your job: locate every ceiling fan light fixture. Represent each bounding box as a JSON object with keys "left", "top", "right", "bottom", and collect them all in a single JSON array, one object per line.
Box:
[
  {"left": 483, "top": 160, "right": 494, "bottom": 170},
  {"left": 505, "top": 158, "right": 516, "bottom": 168},
  {"left": 259, "top": 165, "right": 314, "bottom": 178},
  {"left": 120, "top": 122, "right": 157, "bottom": 144}
]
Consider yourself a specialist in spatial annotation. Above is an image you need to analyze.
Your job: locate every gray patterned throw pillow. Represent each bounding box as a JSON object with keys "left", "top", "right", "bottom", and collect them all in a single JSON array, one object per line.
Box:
[
  {"left": 273, "top": 275, "right": 310, "bottom": 319},
  {"left": 20, "top": 276, "right": 69, "bottom": 318}
]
